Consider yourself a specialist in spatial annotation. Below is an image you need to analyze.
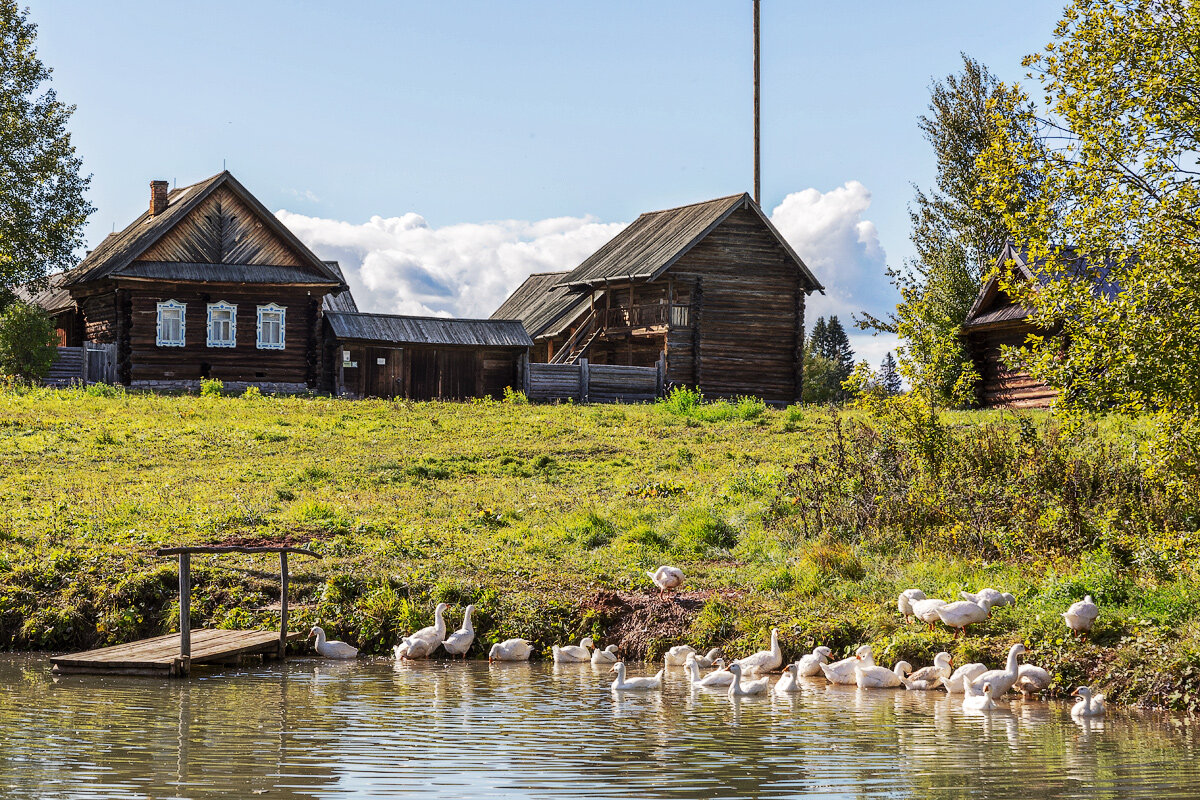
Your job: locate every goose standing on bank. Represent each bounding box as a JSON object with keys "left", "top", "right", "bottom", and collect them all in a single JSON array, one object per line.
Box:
[
  {"left": 1064, "top": 595, "right": 1100, "bottom": 638},
  {"left": 972, "top": 643, "right": 1026, "bottom": 696},
  {"left": 552, "top": 637, "right": 594, "bottom": 663},
  {"left": 796, "top": 646, "right": 834, "bottom": 677},
  {"left": 441, "top": 604, "right": 475, "bottom": 660},
  {"left": 901, "top": 652, "right": 952, "bottom": 690},
  {"left": 911, "top": 598, "right": 949, "bottom": 631},
  {"left": 935, "top": 598, "right": 993, "bottom": 638},
  {"left": 591, "top": 644, "right": 620, "bottom": 665},
  {"left": 610, "top": 661, "right": 664, "bottom": 691},
  {"left": 394, "top": 602, "right": 448, "bottom": 660},
  {"left": 647, "top": 566, "right": 684, "bottom": 599},
  {"left": 488, "top": 639, "right": 533, "bottom": 662},
  {"left": 822, "top": 645, "right": 874, "bottom": 685},
  {"left": 1070, "top": 686, "right": 1106, "bottom": 718},
  {"left": 733, "top": 628, "right": 783, "bottom": 675},
  {"left": 727, "top": 663, "right": 769, "bottom": 696},
  {"left": 774, "top": 663, "right": 803, "bottom": 695},
  {"left": 1016, "top": 663, "right": 1052, "bottom": 697},
  {"left": 309, "top": 626, "right": 358, "bottom": 659},
  {"left": 960, "top": 588, "right": 1016, "bottom": 608},
  {"left": 898, "top": 589, "right": 927, "bottom": 623}
]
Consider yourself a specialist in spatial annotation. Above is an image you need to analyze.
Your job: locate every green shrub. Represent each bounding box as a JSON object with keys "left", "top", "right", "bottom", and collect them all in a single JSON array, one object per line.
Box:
[
  {"left": 659, "top": 386, "right": 703, "bottom": 416},
  {"left": 0, "top": 301, "right": 57, "bottom": 381},
  {"left": 200, "top": 378, "right": 224, "bottom": 397},
  {"left": 502, "top": 386, "right": 528, "bottom": 404},
  {"left": 242, "top": 386, "right": 263, "bottom": 399},
  {"left": 84, "top": 382, "right": 123, "bottom": 398}
]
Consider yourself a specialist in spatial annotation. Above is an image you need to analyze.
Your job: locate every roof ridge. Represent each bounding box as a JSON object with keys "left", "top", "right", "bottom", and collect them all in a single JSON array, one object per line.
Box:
[
  {"left": 637, "top": 193, "right": 748, "bottom": 217},
  {"left": 329, "top": 310, "right": 525, "bottom": 324}
]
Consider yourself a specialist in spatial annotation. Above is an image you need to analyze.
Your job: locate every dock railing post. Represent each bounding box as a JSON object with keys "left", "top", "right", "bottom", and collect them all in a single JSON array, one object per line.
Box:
[
  {"left": 279, "top": 551, "right": 289, "bottom": 655},
  {"left": 178, "top": 552, "right": 191, "bottom": 659}
]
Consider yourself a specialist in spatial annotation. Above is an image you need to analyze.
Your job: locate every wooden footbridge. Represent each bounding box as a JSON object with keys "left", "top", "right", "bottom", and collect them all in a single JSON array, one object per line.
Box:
[{"left": 51, "top": 545, "right": 319, "bottom": 678}]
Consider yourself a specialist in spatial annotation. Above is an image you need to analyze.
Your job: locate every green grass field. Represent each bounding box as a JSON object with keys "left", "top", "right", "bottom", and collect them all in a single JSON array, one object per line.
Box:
[{"left": 1, "top": 384, "right": 1198, "bottom": 710}]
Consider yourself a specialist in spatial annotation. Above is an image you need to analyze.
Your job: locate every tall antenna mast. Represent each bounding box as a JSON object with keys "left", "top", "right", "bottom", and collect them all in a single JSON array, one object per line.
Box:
[{"left": 753, "top": 0, "right": 761, "bottom": 205}]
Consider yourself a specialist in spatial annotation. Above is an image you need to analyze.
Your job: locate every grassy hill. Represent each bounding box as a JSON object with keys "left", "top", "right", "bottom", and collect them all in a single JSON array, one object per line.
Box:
[{"left": 1, "top": 384, "right": 1197, "bottom": 710}]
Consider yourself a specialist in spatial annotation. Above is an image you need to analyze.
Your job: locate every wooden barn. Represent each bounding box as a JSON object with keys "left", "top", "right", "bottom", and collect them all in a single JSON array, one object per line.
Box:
[
  {"left": 492, "top": 193, "right": 824, "bottom": 404},
  {"left": 324, "top": 312, "right": 531, "bottom": 400},
  {"left": 961, "top": 241, "right": 1119, "bottom": 408},
  {"left": 26, "top": 172, "right": 349, "bottom": 392}
]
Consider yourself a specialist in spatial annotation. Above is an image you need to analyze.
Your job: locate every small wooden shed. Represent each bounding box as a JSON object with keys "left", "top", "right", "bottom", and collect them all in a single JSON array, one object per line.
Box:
[{"left": 324, "top": 311, "right": 531, "bottom": 400}]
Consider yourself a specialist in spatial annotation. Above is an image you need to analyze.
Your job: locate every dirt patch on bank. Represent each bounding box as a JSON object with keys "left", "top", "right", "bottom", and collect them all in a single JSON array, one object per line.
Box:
[{"left": 583, "top": 589, "right": 742, "bottom": 660}]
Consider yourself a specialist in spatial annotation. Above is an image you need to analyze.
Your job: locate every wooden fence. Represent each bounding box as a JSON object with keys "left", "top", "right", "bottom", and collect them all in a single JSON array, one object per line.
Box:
[
  {"left": 45, "top": 344, "right": 117, "bottom": 387},
  {"left": 526, "top": 358, "right": 663, "bottom": 403}
]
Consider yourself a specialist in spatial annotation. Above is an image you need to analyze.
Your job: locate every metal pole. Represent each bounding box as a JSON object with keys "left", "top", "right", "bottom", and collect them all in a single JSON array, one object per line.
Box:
[
  {"left": 279, "top": 551, "right": 289, "bottom": 654},
  {"left": 753, "top": 0, "right": 761, "bottom": 205},
  {"left": 178, "top": 553, "right": 191, "bottom": 659}
]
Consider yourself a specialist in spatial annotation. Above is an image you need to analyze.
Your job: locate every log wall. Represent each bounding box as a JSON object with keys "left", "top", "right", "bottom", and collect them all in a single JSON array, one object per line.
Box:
[{"left": 965, "top": 324, "right": 1057, "bottom": 408}]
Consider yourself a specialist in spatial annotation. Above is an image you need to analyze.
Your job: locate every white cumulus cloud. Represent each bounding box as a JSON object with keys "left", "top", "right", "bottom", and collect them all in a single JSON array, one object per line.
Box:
[{"left": 277, "top": 183, "right": 899, "bottom": 363}]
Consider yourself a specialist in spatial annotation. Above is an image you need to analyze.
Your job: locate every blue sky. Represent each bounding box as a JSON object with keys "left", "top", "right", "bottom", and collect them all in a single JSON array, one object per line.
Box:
[{"left": 34, "top": 0, "right": 1064, "bottom": 364}]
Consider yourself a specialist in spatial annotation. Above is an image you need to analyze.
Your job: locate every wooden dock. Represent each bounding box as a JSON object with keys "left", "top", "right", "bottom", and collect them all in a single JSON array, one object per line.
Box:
[
  {"left": 50, "top": 544, "right": 320, "bottom": 678},
  {"left": 51, "top": 628, "right": 306, "bottom": 677}
]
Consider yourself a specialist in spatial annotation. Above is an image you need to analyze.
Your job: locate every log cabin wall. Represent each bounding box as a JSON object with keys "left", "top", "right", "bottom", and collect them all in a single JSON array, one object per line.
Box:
[
  {"left": 964, "top": 323, "right": 1057, "bottom": 408},
  {"left": 117, "top": 282, "right": 323, "bottom": 391},
  {"left": 663, "top": 207, "right": 802, "bottom": 404},
  {"left": 331, "top": 341, "right": 524, "bottom": 400}
]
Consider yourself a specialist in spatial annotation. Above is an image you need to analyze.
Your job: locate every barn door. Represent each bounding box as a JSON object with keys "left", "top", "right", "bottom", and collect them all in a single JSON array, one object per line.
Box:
[
  {"left": 408, "top": 349, "right": 438, "bottom": 401},
  {"left": 439, "top": 350, "right": 477, "bottom": 399},
  {"left": 366, "top": 347, "right": 403, "bottom": 398}
]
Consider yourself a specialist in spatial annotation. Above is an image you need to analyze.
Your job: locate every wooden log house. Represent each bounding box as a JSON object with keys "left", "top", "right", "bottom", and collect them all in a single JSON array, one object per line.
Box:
[
  {"left": 492, "top": 193, "right": 825, "bottom": 404},
  {"left": 32, "top": 172, "right": 350, "bottom": 392},
  {"left": 961, "top": 241, "right": 1120, "bottom": 409}
]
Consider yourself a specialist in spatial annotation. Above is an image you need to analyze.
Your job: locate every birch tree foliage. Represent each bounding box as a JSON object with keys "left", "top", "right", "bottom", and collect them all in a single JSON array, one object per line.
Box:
[{"left": 978, "top": 0, "right": 1200, "bottom": 418}]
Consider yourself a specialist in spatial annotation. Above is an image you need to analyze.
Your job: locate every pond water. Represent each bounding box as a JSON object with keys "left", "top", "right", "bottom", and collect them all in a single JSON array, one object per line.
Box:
[{"left": 0, "top": 655, "right": 1196, "bottom": 799}]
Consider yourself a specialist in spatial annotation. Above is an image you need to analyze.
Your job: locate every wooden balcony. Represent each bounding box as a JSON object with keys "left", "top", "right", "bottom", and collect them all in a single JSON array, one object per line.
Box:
[{"left": 601, "top": 303, "right": 690, "bottom": 333}]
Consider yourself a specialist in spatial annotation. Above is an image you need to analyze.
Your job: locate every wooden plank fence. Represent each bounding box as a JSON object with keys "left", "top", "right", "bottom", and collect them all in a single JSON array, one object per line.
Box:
[
  {"left": 44, "top": 344, "right": 116, "bottom": 387},
  {"left": 526, "top": 358, "right": 663, "bottom": 403}
]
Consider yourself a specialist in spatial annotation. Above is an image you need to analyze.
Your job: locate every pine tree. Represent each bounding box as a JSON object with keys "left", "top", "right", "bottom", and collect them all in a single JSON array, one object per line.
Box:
[
  {"left": 0, "top": 2, "right": 93, "bottom": 304},
  {"left": 805, "top": 316, "right": 856, "bottom": 402},
  {"left": 879, "top": 352, "right": 902, "bottom": 396}
]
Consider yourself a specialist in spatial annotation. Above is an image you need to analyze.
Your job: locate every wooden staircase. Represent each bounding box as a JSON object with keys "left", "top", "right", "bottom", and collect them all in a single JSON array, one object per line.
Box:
[{"left": 550, "top": 310, "right": 600, "bottom": 365}]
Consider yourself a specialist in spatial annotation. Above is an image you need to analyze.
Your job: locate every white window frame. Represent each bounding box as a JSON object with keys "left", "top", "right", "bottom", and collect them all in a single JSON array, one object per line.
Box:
[
  {"left": 256, "top": 303, "right": 286, "bottom": 350},
  {"left": 206, "top": 301, "right": 237, "bottom": 348},
  {"left": 156, "top": 300, "right": 186, "bottom": 347}
]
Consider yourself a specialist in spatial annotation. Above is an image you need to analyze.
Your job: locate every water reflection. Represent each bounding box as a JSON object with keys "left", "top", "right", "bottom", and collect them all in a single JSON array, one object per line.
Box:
[{"left": 0, "top": 656, "right": 1193, "bottom": 798}]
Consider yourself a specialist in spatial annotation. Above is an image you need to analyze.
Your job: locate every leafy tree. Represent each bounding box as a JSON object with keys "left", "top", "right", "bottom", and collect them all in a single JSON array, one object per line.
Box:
[
  {"left": 861, "top": 55, "right": 1033, "bottom": 407},
  {"left": 0, "top": 300, "right": 57, "bottom": 380},
  {"left": 0, "top": 1, "right": 93, "bottom": 304},
  {"left": 978, "top": 0, "right": 1200, "bottom": 419},
  {"left": 801, "top": 347, "right": 840, "bottom": 404},
  {"left": 879, "top": 352, "right": 902, "bottom": 396}
]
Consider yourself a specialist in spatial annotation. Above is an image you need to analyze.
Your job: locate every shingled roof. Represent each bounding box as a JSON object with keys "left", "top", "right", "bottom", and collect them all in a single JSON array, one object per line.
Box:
[
  {"left": 325, "top": 311, "right": 532, "bottom": 348},
  {"left": 13, "top": 272, "right": 74, "bottom": 314},
  {"left": 490, "top": 270, "right": 589, "bottom": 339},
  {"left": 61, "top": 171, "right": 343, "bottom": 288},
  {"left": 320, "top": 261, "right": 359, "bottom": 313},
  {"left": 556, "top": 193, "right": 823, "bottom": 291}
]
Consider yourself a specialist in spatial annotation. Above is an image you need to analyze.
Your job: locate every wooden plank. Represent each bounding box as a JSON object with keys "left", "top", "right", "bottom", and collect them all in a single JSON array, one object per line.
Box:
[{"left": 51, "top": 629, "right": 307, "bottom": 672}]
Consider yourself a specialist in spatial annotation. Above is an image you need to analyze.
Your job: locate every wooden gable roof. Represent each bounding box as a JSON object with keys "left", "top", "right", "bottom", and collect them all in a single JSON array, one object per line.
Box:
[
  {"left": 326, "top": 311, "right": 533, "bottom": 348},
  {"left": 555, "top": 193, "right": 823, "bottom": 292},
  {"left": 62, "top": 172, "right": 344, "bottom": 289},
  {"left": 490, "top": 270, "right": 590, "bottom": 339}
]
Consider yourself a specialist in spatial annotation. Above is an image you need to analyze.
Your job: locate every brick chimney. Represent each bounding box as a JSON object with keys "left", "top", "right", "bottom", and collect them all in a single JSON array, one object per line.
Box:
[{"left": 149, "top": 180, "right": 169, "bottom": 216}]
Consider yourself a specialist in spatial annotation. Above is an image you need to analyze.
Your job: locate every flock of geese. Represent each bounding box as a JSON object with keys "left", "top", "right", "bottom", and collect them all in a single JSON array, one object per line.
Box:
[{"left": 307, "top": 571, "right": 1108, "bottom": 720}]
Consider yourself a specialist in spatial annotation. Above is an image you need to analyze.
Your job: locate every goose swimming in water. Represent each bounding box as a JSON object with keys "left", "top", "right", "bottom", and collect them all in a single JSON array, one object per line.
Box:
[{"left": 309, "top": 626, "right": 358, "bottom": 659}]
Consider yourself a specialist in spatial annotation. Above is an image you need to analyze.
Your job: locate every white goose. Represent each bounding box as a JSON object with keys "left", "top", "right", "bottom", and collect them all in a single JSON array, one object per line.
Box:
[
  {"left": 821, "top": 645, "right": 874, "bottom": 685},
  {"left": 855, "top": 656, "right": 911, "bottom": 689},
  {"left": 1070, "top": 686, "right": 1106, "bottom": 718},
  {"left": 647, "top": 565, "right": 684, "bottom": 599},
  {"left": 963, "top": 681, "right": 995, "bottom": 712},
  {"left": 733, "top": 628, "right": 782, "bottom": 675},
  {"left": 552, "top": 637, "right": 594, "bottom": 663},
  {"left": 1016, "top": 663, "right": 1052, "bottom": 697},
  {"left": 773, "top": 663, "right": 803, "bottom": 695},
  {"left": 901, "top": 652, "right": 952, "bottom": 690},
  {"left": 1064, "top": 595, "right": 1099, "bottom": 637},
  {"left": 664, "top": 645, "right": 697, "bottom": 666},
  {"left": 971, "top": 643, "right": 1026, "bottom": 696},
  {"left": 686, "top": 656, "right": 735, "bottom": 687},
  {"left": 935, "top": 599, "right": 993, "bottom": 638},
  {"left": 911, "top": 598, "right": 949, "bottom": 631},
  {"left": 943, "top": 662, "right": 988, "bottom": 693},
  {"left": 309, "top": 626, "right": 358, "bottom": 659},
  {"left": 691, "top": 647, "right": 722, "bottom": 668},
  {"left": 394, "top": 602, "right": 448, "bottom": 660},
  {"left": 591, "top": 644, "right": 620, "bottom": 665},
  {"left": 959, "top": 588, "right": 1006, "bottom": 607},
  {"left": 898, "top": 588, "right": 927, "bottom": 622},
  {"left": 487, "top": 638, "right": 533, "bottom": 662},
  {"left": 727, "top": 663, "right": 769, "bottom": 696},
  {"left": 441, "top": 604, "right": 475, "bottom": 660},
  {"left": 796, "top": 646, "right": 833, "bottom": 677},
  {"left": 610, "top": 661, "right": 664, "bottom": 691}
]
